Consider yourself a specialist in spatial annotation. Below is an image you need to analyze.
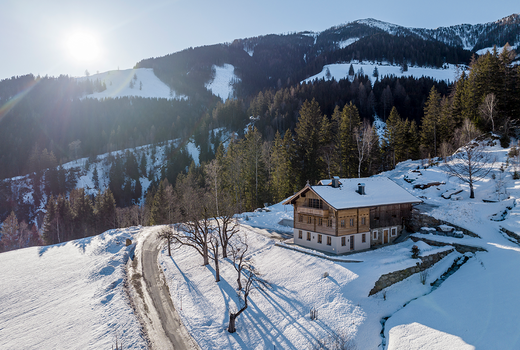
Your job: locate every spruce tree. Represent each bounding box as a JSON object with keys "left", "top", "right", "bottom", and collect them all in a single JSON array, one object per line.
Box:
[
  {"left": 339, "top": 102, "right": 361, "bottom": 178},
  {"left": 421, "top": 86, "right": 442, "bottom": 157},
  {"left": 295, "top": 99, "right": 325, "bottom": 185}
]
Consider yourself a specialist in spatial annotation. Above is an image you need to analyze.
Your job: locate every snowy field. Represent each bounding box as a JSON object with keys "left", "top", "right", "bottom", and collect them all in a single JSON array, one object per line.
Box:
[
  {"left": 303, "top": 62, "right": 460, "bottom": 85},
  {"left": 0, "top": 227, "right": 146, "bottom": 349},
  {"left": 77, "top": 68, "right": 185, "bottom": 100}
]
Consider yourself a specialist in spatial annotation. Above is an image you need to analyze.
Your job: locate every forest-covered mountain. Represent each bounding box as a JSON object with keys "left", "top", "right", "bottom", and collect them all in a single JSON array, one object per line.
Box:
[
  {"left": 1, "top": 14, "right": 519, "bottom": 252},
  {"left": 136, "top": 14, "right": 519, "bottom": 98}
]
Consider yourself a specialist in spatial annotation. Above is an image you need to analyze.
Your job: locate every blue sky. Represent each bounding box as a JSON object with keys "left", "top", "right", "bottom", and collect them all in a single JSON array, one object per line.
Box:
[{"left": 0, "top": 0, "right": 517, "bottom": 80}]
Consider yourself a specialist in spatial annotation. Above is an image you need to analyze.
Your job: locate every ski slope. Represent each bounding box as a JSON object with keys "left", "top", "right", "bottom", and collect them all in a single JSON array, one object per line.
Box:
[
  {"left": 205, "top": 64, "right": 240, "bottom": 101},
  {"left": 77, "top": 68, "right": 185, "bottom": 100},
  {"left": 303, "top": 62, "right": 461, "bottom": 85}
]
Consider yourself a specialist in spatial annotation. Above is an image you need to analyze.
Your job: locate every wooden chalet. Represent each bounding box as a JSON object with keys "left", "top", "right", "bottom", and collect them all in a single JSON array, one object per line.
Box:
[{"left": 283, "top": 177, "right": 422, "bottom": 254}]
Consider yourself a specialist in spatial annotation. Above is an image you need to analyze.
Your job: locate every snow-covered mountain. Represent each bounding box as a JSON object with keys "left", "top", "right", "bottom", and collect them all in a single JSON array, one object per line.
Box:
[{"left": 332, "top": 13, "right": 520, "bottom": 52}]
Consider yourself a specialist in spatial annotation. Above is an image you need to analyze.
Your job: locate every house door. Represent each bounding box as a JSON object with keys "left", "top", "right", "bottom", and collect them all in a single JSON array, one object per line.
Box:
[
  {"left": 350, "top": 236, "right": 354, "bottom": 250},
  {"left": 383, "top": 229, "right": 389, "bottom": 244}
]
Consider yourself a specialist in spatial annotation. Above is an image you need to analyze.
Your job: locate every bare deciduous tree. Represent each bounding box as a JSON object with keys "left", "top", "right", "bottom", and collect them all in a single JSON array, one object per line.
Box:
[
  {"left": 158, "top": 226, "right": 175, "bottom": 256},
  {"left": 175, "top": 186, "right": 214, "bottom": 266},
  {"left": 208, "top": 232, "right": 221, "bottom": 282},
  {"left": 227, "top": 264, "right": 269, "bottom": 333},
  {"left": 446, "top": 142, "right": 495, "bottom": 198},
  {"left": 230, "top": 234, "right": 249, "bottom": 290},
  {"left": 479, "top": 93, "right": 498, "bottom": 132},
  {"left": 354, "top": 119, "right": 375, "bottom": 178},
  {"left": 213, "top": 194, "right": 239, "bottom": 259}
]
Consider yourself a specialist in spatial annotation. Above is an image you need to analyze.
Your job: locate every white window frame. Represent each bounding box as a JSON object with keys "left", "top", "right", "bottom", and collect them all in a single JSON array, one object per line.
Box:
[
  {"left": 373, "top": 230, "right": 378, "bottom": 240},
  {"left": 391, "top": 227, "right": 397, "bottom": 237}
]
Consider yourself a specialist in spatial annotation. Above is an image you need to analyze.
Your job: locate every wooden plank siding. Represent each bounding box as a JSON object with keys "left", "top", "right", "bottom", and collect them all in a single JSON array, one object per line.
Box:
[{"left": 370, "top": 203, "right": 412, "bottom": 229}]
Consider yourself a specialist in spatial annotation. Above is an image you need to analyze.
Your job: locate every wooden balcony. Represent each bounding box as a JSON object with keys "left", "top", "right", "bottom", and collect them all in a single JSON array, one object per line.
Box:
[{"left": 297, "top": 206, "right": 329, "bottom": 217}]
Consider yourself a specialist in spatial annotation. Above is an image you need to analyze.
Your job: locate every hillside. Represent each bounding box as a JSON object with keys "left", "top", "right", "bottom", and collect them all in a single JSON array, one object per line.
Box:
[
  {"left": 3, "top": 139, "right": 520, "bottom": 348},
  {"left": 0, "top": 227, "right": 146, "bottom": 349},
  {"left": 77, "top": 68, "right": 186, "bottom": 100},
  {"left": 137, "top": 14, "right": 519, "bottom": 99},
  {"left": 156, "top": 138, "right": 520, "bottom": 349}
]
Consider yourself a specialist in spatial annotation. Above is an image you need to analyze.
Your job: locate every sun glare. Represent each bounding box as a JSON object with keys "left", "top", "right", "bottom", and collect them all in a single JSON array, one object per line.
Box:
[{"left": 65, "top": 30, "right": 101, "bottom": 63}]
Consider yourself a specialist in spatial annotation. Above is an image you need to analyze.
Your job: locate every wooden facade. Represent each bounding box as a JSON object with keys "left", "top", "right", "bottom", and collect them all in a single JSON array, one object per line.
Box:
[{"left": 285, "top": 179, "right": 420, "bottom": 254}]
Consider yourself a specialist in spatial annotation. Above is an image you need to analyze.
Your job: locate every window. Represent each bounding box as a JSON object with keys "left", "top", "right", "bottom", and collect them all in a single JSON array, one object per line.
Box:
[
  {"left": 308, "top": 198, "right": 323, "bottom": 209},
  {"left": 391, "top": 227, "right": 397, "bottom": 237},
  {"left": 350, "top": 218, "right": 354, "bottom": 227},
  {"left": 318, "top": 234, "right": 322, "bottom": 244},
  {"left": 327, "top": 236, "right": 332, "bottom": 245},
  {"left": 361, "top": 217, "right": 366, "bottom": 225},
  {"left": 318, "top": 217, "right": 323, "bottom": 226},
  {"left": 307, "top": 216, "right": 312, "bottom": 224},
  {"left": 341, "top": 237, "right": 346, "bottom": 246},
  {"left": 298, "top": 230, "right": 302, "bottom": 239},
  {"left": 299, "top": 215, "right": 303, "bottom": 222},
  {"left": 362, "top": 233, "right": 366, "bottom": 243},
  {"left": 373, "top": 231, "right": 378, "bottom": 240},
  {"left": 307, "top": 232, "right": 311, "bottom": 241},
  {"left": 340, "top": 219, "right": 345, "bottom": 228},
  {"left": 327, "top": 219, "right": 332, "bottom": 227}
]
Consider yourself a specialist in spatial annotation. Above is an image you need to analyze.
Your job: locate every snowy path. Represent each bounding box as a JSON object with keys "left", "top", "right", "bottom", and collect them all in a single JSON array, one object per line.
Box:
[{"left": 129, "top": 227, "right": 199, "bottom": 350}]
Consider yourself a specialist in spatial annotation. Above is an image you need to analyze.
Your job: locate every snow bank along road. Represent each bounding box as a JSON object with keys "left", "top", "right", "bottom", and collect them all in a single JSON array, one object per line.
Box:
[{"left": 129, "top": 227, "right": 199, "bottom": 350}]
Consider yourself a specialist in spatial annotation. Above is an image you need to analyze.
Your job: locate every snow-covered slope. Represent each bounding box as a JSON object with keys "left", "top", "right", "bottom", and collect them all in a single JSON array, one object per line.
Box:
[
  {"left": 205, "top": 64, "right": 240, "bottom": 101},
  {"left": 5, "top": 137, "right": 520, "bottom": 349},
  {"left": 77, "top": 68, "right": 185, "bottom": 100},
  {"left": 0, "top": 227, "right": 146, "bottom": 349},
  {"left": 157, "top": 139, "right": 520, "bottom": 349},
  {"left": 303, "top": 62, "right": 460, "bottom": 85}
]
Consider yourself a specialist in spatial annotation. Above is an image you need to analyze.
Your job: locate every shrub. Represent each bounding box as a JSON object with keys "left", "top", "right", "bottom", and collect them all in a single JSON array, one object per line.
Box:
[{"left": 411, "top": 245, "right": 420, "bottom": 259}]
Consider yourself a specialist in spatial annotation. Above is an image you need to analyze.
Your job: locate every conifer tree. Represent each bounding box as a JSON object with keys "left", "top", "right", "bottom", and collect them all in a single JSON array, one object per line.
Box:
[
  {"left": 385, "top": 107, "right": 412, "bottom": 168},
  {"left": 339, "top": 102, "right": 361, "bottom": 178},
  {"left": 421, "top": 86, "right": 442, "bottom": 157},
  {"left": 295, "top": 99, "right": 325, "bottom": 185},
  {"left": 0, "top": 211, "right": 19, "bottom": 251},
  {"left": 271, "top": 130, "right": 294, "bottom": 203},
  {"left": 241, "top": 126, "right": 267, "bottom": 210},
  {"left": 94, "top": 189, "right": 116, "bottom": 233}
]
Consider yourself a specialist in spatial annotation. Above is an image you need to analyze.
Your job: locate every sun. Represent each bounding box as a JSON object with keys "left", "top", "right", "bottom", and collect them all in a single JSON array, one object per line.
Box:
[{"left": 65, "top": 30, "right": 101, "bottom": 63}]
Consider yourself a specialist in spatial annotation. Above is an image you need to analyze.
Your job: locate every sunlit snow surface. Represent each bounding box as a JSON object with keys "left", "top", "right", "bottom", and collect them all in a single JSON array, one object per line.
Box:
[
  {"left": 205, "top": 64, "right": 240, "bottom": 101},
  {"left": 303, "top": 62, "right": 460, "bottom": 85},
  {"left": 0, "top": 228, "right": 146, "bottom": 349},
  {"left": 5, "top": 141, "right": 520, "bottom": 349},
  {"left": 158, "top": 140, "right": 520, "bottom": 349},
  {"left": 78, "top": 68, "right": 185, "bottom": 100}
]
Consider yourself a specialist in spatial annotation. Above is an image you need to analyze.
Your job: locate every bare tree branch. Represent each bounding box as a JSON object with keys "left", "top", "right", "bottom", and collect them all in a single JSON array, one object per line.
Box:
[{"left": 445, "top": 142, "right": 495, "bottom": 198}]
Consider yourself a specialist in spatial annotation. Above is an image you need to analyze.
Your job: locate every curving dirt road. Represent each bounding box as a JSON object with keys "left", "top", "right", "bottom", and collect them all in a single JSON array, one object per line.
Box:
[{"left": 130, "top": 228, "right": 199, "bottom": 350}]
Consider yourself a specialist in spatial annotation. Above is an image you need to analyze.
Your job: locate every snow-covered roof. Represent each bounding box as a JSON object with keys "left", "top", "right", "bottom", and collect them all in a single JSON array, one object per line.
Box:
[{"left": 286, "top": 177, "right": 421, "bottom": 210}]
